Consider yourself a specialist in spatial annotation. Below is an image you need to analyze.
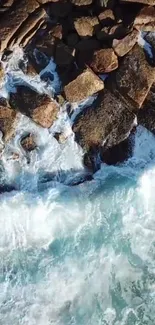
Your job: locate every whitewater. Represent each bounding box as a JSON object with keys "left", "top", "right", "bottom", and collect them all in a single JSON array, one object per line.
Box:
[{"left": 0, "top": 46, "right": 155, "bottom": 325}]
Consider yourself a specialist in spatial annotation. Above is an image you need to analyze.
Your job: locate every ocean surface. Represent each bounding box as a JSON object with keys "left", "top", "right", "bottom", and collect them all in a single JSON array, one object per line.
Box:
[{"left": 0, "top": 46, "right": 155, "bottom": 325}]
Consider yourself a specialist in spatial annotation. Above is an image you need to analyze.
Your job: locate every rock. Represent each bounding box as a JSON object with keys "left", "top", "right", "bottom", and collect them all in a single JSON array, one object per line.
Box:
[
  {"left": 9, "top": 85, "right": 59, "bottom": 128},
  {"left": 70, "top": 0, "right": 93, "bottom": 5},
  {"left": 100, "top": 131, "right": 135, "bottom": 165},
  {"left": 138, "top": 83, "right": 155, "bottom": 132},
  {"left": 64, "top": 68, "right": 104, "bottom": 103},
  {"left": 121, "top": 0, "right": 155, "bottom": 5},
  {"left": 0, "top": 63, "right": 4, "bottom": 82},
  {"left": 89, "top": 48, "right": 118, "bottom": 73},
  {"left": 55, "top": 42, "right": 75, "bottom": 66},
  {"left": 0, "top": 0, "right": 40, "bottom": 52},
  {"left": 112, "top": 29, "right": 139, "bottom": 57},
  {"left": 74, "top": 16, "right": 99, "bottom": 38},
  {"left": 0, "top": 97, "right": 18, "bottom": 141},
  {"left": 72, "top": 89, "right": 136, "bottom": 152},
  {"left": 21, "top": 133, "right": 37, "bottom": 151},
  {"left": 98, "top": 9, "right": 115, "bottom": 26},
  {"left": 54, "top": 132, "right": 67, "bottom": 143},
  {"left": 96, "top": 23, "right": 127, "bottom": 41},
  {"left": 113, "top": 44, "right": 155, "bottom": 108},
  {"left": 134, "top": 6, "right": 155, "bottom": 27},
  {"left": 9, "top": 7, "right": 46, "bottom": 49},
  {"left": 135, "top": 22, "right": 155, "bottom": 32}
]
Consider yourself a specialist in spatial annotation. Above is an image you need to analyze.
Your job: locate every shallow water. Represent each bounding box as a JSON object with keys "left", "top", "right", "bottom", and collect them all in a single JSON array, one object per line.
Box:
[{"left": 1, "top": 47, "right": 155, "bottom": 325}]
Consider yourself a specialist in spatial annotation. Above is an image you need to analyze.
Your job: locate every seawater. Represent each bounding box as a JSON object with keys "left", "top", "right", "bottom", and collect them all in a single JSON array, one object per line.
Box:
[{"left": 0, "top": 47, "right": 155, "bottom": 325}]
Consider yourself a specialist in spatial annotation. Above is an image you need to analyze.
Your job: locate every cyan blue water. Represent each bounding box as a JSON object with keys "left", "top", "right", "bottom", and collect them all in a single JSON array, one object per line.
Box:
[{"left": 0, "top": 123, "right": 155, "bottom": 325}]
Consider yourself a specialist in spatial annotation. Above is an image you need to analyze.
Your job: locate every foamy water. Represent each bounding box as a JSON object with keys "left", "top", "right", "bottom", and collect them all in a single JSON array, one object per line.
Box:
[{"left": 0, "top": 47, "right": 155, "bottom": 325}]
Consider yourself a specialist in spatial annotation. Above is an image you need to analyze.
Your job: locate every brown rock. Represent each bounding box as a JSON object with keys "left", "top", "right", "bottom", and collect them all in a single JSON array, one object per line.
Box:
[
  {"left": 138, "top": 83, "right": 155, "bottom": 132},
  {"left": 0, "top": 98, "right": 18, "bottom": 141},
  {"left": 114, "top": 44, "right": 155, "bottom": 108},
  {"left": 98, "top": 9, "right": 115, "bottom": 26},
  {"left": 72, "top": 89, "right": 136, "bottom": 152},
  {"left": 134, "top": 6, "right": 155, "bottom": 26},
  {"left": 21, "top": 133, "right": 37, "bottom": 152},
  {"left": 8, "top": 7, "right": 46, "bottom": 49},
  {"left": 90, "top": 48, "right": 118, "bottom": 73},
  {"left": 64, "top": 68, "right": 104, "bottom": 103},
  {"left": 0, "top": 63, "right": 4, "bottom": 82},
  {"left": 74, "top": 16, "right": 99, "bottom": 38},
  {"left": 55, "top": 42, "right": 75, "bottom": 66},
  {"left": 54, "top": 132, "right": 67, "bottom": 143},
  {"left": 70, "top": 0, "right": 93, "bottom": 5},
  {"left": 112, "top": 29, "right": 139, "bottom": 57},
  {"left": 135, "top": 22, "right": 155, "bottom": 32},
  {"left": 9, "top": 86, "right": 59, "bottom": 128},
  {"left": 96, "top": 23, "right": 127, "bottom": 41},
  {"left": 0, "top": 0, "right": 40, "bottom": 52}
]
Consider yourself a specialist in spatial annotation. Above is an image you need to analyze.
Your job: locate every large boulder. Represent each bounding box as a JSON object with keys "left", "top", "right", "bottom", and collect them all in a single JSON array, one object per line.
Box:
[
  {"left": 0, "top": 98, "right": 18, "bottom": 141},
  {"left": 113, "top": 44, "right": 155, "bottom": 109},
  {"left": 64, "top": 68, "right": 104, "bottom": 102},
  {"left": 72, "top": 89, "right": 136, "bottom": 152},
  {"left": 9, "top": 85, "right": 59, "bottom": 128}
]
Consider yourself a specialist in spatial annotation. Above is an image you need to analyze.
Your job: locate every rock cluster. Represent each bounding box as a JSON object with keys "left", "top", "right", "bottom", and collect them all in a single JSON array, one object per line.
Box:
[{"left": 0, "top": 0, "right": 155, "bottom": 171}]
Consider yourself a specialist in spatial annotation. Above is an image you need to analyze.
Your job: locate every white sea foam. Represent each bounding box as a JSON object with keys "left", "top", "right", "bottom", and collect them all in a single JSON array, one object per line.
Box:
[{"left": 0, "top": 47, "right": 155, "bottom": 325}]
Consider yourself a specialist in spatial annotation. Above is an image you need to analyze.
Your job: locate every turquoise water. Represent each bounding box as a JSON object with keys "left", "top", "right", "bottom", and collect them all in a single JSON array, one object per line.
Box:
[{"left": 0, "top": 122, "right": 155, "bottom": 325}]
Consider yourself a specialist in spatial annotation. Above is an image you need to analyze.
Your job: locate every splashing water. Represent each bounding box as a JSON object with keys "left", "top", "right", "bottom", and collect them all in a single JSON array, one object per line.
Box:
[{"left": 0, "top": 48, "right": 155, "bottom": 325}]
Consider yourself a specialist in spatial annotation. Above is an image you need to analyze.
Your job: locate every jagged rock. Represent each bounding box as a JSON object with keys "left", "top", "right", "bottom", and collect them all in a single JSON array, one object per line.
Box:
[
  {"left": 112, "top": 29, "right": 139, "bottom": 57},
  {"left": 74, "top": 16, "right": 99, "bottom": 38},
  {"left": 0, "top": 0, "right": 40, "bottom": 52},
  {"left": 138, "top": 83, "right": 155, "bottom": 132},
  {"left": 89, "top": 48, "right": 118, "bottom": 73},
  {"left": 55, "top": 42, "right": 75, "bottom": 66},
  {"left": 64, "top": 68, "right": 104, "bottom": 102},
  {"left": 0, "top": 97, "right": 18, "bottom": 141},
  {"left": 70, "top": 0, "right": 93, "bottom": 5},
  {"left": 9, "top": 86, "right": 59, "bottom": 128},
  {"left": 72, "top": 89, "right": 136, "bottom": 152},
  {"left": 121, "top": 0, "right": 155, "bottom": 5},
  {"left": 98, "top": 9, "right": 115, "bottom": 26},
  {"left": 21, "top": 133, "right": 37, "bottom": 151},
  {"left": 113, "top": 44, "right": 155, "bottom": 108}
]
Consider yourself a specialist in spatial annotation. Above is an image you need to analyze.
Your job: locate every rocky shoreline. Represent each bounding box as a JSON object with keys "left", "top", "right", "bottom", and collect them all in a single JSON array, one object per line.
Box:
[{"left": 1, "top": 0, "right": 155, "bottom": 176}]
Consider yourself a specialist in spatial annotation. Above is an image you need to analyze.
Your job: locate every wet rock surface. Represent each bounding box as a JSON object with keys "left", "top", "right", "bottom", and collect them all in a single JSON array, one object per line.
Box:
[{"left": 0, "top": 0, "right": 155, "bottom": 172}]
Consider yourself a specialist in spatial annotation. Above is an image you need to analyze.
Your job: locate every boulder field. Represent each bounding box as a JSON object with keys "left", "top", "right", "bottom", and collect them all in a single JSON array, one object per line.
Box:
[{"left": 0, "top": 0, "right": 155, "bottom": 171}]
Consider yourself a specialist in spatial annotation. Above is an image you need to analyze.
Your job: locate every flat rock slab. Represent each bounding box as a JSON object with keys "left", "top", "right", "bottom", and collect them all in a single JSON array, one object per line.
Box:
[
  {"left": 73, "top": 89, "right": 136, "bottom": 152},
  {"left": 0, "top": 97, "right": 18, "bottom": 141},
  {"left": 64, "top": 68, "right": 104, "bottom": 103},
  {"left": 9, "top": 86, "right": 59, "bottom": 128},
  {"left": 114, "top": 44, "right": 155, "bottom": 108}
]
